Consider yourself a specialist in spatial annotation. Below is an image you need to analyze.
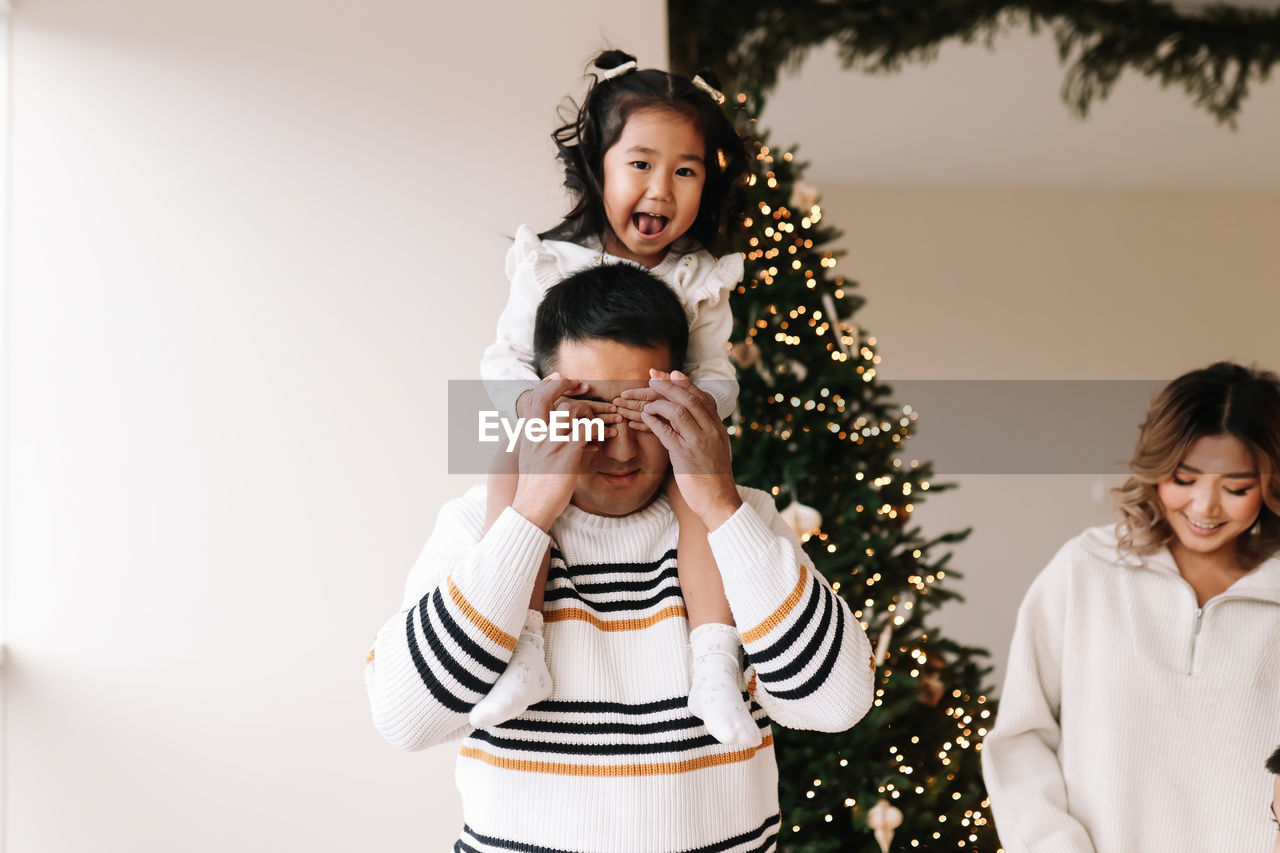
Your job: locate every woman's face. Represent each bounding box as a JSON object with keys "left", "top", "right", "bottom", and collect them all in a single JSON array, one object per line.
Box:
[{"left": 1156, "top": 434, "right": 1263, "bottom": 564}]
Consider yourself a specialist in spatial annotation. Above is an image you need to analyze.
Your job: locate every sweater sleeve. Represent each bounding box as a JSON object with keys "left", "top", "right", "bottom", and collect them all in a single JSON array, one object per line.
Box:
[
  {"left": 980, "top": 540, "right": 1098, "bottom": 853},
  {"left": 364, "top": 490, "right": 550, "bottom": 751},
  {"left": 679, "top": 252, "right": 741, "bottom": 421},
  {"left": 479, "top": 226, "right": 559, "bottom": 417},
  {"left": 706, "top": 487, "right": 874, "bottom": 732}
]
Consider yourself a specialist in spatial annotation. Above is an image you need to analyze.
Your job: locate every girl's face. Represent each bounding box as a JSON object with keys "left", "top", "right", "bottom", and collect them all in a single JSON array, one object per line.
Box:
[
  {"left": 600, "top": 107, "right": 706, "bottom": 268},
  {"left": 1156, "top": 433, "right": 1263, "bottom": 565}
]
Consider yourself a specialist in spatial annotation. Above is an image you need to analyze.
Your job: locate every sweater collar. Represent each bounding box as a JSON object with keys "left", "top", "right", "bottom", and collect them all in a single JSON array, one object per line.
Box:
[{"left": 1084, "top": 523, "right": 1280, "bottom": 605}]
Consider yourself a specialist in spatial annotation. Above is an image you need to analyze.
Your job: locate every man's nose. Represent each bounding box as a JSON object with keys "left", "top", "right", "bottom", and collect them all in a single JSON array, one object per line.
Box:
[{"left": 604, "top": 420, "right": 639, "bottom": 460}]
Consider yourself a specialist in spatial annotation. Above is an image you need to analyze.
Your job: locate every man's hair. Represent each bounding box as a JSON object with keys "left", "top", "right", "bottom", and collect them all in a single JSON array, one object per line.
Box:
[
  {"left": 1268, "top": 746, "right": 1280, "bottom": 775},
  {"left": 533, "top": 264, "right": 689, "bottom": 376}
]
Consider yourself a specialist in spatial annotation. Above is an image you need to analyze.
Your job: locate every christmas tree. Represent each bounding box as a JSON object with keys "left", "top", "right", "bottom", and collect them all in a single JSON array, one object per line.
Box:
[{"left": 724, "top": 103, "right": 1002, "bottom": 852}]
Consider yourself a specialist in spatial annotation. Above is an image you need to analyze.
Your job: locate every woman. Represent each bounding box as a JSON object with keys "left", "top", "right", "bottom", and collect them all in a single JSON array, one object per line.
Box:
[{"left": 982, "top": 361, "right": 1280, "bottom": 853}]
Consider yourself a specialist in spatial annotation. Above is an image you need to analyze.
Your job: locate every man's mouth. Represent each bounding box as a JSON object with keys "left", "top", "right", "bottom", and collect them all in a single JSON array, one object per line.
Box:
[
  {"left": 633, "top": 213, "right": 669, "bottom": 238},
  {"left": 600, "top": 469, "right": 639, "bottom": 486}
]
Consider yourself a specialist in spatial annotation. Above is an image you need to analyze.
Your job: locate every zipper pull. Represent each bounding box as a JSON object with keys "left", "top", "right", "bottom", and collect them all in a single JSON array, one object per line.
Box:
[{"left": 1193, "top": 607, "right": 1204, "bottom": 635}]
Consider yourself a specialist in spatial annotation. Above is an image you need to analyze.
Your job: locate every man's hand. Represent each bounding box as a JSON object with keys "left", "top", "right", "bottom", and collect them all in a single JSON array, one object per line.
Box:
[
  {"left": 637, "top": 369, "right": 742, "bottom": 530},
  {"left": 511, "top": 374, "right": 618, "bottom": 532}
]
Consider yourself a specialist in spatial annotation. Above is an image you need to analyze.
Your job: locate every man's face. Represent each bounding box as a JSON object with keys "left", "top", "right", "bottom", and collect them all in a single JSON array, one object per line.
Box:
[
  {"left": 1271, "top": 775, "right": 1279, "bottom": 853},
  {"left": 552, "top": 338, "right": 671, "bottom": 517}
]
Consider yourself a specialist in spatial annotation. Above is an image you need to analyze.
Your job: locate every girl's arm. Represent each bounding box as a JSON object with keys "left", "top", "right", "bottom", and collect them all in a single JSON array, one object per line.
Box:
[
  {"left": 705, "top": 487, "right": 875, "bottom": 732},
  {"left": 684, "top": 287, "right": 739, "bottom": 421},
  {"left": 980, "top": 543, "right": 1098, "bottom": 852},
  {"left": 480, "top": 226, "right": 558, "bottom": 417},
  {"left": 364, "top": 488, "right": 550, "bottom": 751}
]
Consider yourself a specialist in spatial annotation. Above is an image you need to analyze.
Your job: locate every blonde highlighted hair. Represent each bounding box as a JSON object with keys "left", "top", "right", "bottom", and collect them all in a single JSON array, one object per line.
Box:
[{"left": 1114, "top": 361, "right": 1280, "bottom": 568}]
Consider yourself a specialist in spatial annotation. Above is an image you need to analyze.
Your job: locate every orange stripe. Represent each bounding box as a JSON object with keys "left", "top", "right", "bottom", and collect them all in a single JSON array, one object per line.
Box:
[
  {"left": 544, "top": 604, "right": 687, "bottom": 631},
  {"left": 447, "top": 577, "right": 518, "bottom": 651},
  {"left": 459, "top": 732, "right": 773, "bottom": 777},
  {"left": 740, "top": 571, "right": 807, "bottom": 644}
]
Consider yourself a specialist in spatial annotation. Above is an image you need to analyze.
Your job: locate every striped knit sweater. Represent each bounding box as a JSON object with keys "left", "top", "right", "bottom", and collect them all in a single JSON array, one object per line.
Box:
[
  {"left": 982, "top": 524, "right": 1280, "bottom": 853},
  {"left": 366, "top": 485, "right": 875, "bottom": 852}
]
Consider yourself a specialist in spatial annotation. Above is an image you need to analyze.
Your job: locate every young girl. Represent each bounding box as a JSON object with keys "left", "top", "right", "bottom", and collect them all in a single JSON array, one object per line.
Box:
[
  {"left": 472, "top": 50, "right": 758, "bottom": 746},
  {"left": 982, "top": 362, "right": 1280, "bottom": 852}
]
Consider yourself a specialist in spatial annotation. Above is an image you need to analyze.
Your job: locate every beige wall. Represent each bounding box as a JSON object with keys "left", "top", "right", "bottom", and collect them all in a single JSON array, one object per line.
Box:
[
  {"left": 5, "top": 1, "right": 665, "bottom": 850},
  {"left": 817, "top": 183, "right": 1280, "bottom": 683}
]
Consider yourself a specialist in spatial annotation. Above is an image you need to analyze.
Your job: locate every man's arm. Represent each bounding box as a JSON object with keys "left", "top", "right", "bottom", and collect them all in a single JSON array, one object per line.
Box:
[
  {"left": 366, "top": 378, "right": 600, "bottom": 750},
  {"left": 364, "top": 490, "right": 549, "bottom": 751},
  {"left": 707, "top": 487, "right": 875, "bottom": 731},
  {"left": 639, "top": 371, "right": 873, "bottom": 731}
]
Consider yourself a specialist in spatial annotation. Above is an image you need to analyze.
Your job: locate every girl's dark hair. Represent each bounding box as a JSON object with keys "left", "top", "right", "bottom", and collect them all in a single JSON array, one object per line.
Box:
[
  {"left": 1114, "top": 361, "right": 1280, "bottom": 568},
  {"left": 1267, "top": 745, "right": 1280, "bottom": 775},
  {"left": 540, "top": 49, "right": 748, "bottom": 256}
]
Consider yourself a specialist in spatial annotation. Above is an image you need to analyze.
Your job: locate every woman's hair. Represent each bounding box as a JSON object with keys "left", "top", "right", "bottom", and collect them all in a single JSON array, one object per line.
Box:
[
  {"left": 1268, "top": 745, "right": 1280, "bottom": 775},
  {"left": 1114, "top": 361, "right": 1280, "bottom": 567},
  {"left": 540, "top": 49, "right": 748, "bottom": 256}
]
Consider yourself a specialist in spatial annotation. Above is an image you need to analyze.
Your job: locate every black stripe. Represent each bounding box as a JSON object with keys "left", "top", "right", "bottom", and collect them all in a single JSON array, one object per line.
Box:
[
  {"left": 761, "top": 599, "right": 846, "bottom": 701},
  {"left": 543, "top": 584, "right": 684, "bottom": 613},
  {"left": 547, "top": 548, "right": 678, "bottom": 578},
  {"left": 404, "top": 607, "right": 473, "bottom": 713},
  {"left": 743, "top": 577, "right": 822, "bottom": 666},
  {"left": 753, "top": 584, "right": 832, "bottom": 684},
  {"left": 430, "top": 589, "right": 506, "bottom": 674},
  {"left": 418, "top": 598, "right": 495, "bottom": 696},
  {"left": 531, "top": 695, "right": 687, "bottom": 714},
  {"left": 547, "top": 565, "right": 679, "bottom": 596},
  {"left": 466, "top": 725, "right": 771, "bottom": 757},
  {"left": 460, "top": 813, "right": 780, "bottom": 853},
  {"left": 497, "top": 708, "right": 766, "bottom": 737},
  {"left": 684, "top": 814, "right": 781, "bottom": 853}
]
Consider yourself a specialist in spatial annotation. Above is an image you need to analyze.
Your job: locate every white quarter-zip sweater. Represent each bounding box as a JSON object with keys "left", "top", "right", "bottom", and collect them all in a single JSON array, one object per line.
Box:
[
  {"left": 366, "top": 486, "right": 875, "bottom": 852},
  {"left": 982, "top": 524, "right": 1280, "bottom": 852}
]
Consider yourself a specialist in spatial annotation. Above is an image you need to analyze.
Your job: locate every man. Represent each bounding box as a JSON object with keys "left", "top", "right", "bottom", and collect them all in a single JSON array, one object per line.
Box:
[
  {"left": 1269, "top": 747, "right": 1280, "bottom": 853},
  {"left": 365, "top": 264, "right": 874, "bottom": 852}
]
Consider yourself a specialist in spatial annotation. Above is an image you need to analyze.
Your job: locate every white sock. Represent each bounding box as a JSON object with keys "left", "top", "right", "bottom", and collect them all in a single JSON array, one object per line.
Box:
[
  {"left": 687, "top": 623, "right": 762, "bottom": 747},
  {"left": 469, "top": 610, "right": 553, "bottom": 728}
]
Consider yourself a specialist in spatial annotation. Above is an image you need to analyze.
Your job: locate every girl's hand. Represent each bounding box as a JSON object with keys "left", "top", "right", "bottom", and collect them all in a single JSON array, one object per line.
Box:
[{"left": 613, "top": 386, "right": 659, "bottom": 432}]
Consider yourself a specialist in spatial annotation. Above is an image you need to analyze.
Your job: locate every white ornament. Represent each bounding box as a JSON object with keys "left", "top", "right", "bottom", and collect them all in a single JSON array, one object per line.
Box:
[
  {"left": 786, "top": 359, "right": 808, "bottom": 382},
  {"left": 821, "top": 292, "right": 858, "bottom": 358},
  {"left": 779, "top": 499, "right": 822, "bottom": 540},
  {"left": 867, "top": 799, "right": 904, "bottom": 853},
  {"left": 790, "top": 181, "right": 821, "bottom": 211},
  {"left": 874, "top": 622, "right": 893, "bottom": 665}
]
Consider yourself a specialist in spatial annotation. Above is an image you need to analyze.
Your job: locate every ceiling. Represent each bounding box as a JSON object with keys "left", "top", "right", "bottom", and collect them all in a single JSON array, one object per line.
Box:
[{"left": 759, "top": 14, "right": 1280, "bottom": 191}]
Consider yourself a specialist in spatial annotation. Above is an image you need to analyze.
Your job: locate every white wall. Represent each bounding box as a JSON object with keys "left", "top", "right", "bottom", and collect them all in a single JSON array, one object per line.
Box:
[
  {"left": 817, "top": 183, "right": 1280, "bottom": 684},
  {"left": 5, "top": 1, "right": 665, "bottom": 850}
]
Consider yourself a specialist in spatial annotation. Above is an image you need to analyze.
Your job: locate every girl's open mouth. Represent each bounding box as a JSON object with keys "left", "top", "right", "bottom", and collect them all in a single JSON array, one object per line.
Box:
[{"left": 633, "top": 213, "right": 669, "bottom": 238}]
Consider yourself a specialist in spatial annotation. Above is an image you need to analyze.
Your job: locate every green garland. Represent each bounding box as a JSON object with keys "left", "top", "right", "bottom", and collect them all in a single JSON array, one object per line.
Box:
[{"left": 668, "top": 0, "right": 1280, "bottom": 124}]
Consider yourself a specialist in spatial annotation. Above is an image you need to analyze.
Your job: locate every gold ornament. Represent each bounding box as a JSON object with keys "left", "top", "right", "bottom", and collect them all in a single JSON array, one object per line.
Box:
[
  {"left": 867, "top": 799, "right": 903, "bottom": 853},
  {"left": 731, "top": 339, "right": 761, "bottom": 368},
  {"left": 917, "top": 672, "right": 945, "bottom": 706}
]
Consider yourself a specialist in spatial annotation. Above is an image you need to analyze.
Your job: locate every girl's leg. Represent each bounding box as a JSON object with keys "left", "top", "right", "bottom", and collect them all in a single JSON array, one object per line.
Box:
[
  {"left": 668, "top": 477, "right": 762, "bottom": 747},
  {"left": 470, "top": 447, "right": 554, "bottom": 728}
]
